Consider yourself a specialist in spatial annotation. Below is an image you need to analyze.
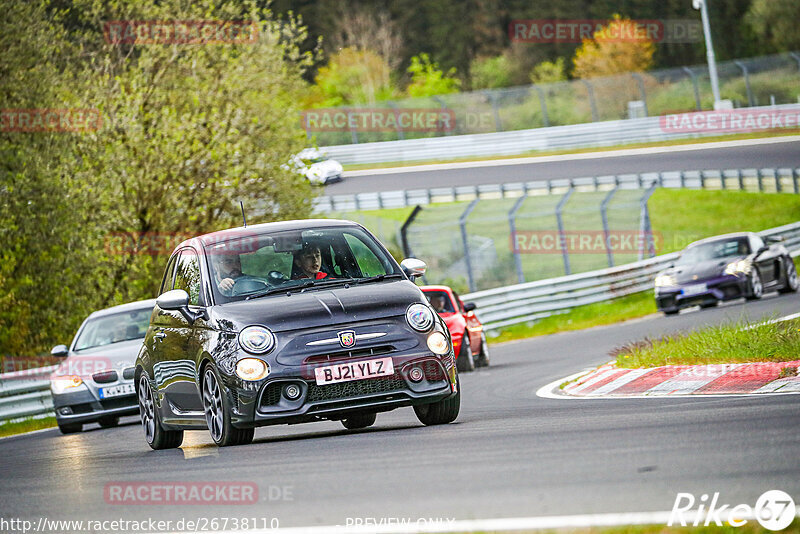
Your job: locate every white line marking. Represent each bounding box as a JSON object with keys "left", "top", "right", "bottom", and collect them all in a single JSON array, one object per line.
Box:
[
  {"left": 588, "top": 368, "right": 651, "bottom": 396},
  {"left": 566, "top": 367, "right": 618, "bottom": 394},
  {"left": 343, "top": 135, "right": 800, "bottom": 176},
  {"left": 157, "top": 507, "right": 800, "bottom": 534}
]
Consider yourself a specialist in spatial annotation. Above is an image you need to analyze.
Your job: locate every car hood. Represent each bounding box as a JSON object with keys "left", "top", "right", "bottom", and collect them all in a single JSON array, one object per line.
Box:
[
  {"left": 666, "top": 256, "right": 745, "bottom": 283},
  {"left": 208, "top": 280, "right": 425, "bottom": 333},
  {"left": 57, "top": 339, "right": 143, "bottom": 378}
]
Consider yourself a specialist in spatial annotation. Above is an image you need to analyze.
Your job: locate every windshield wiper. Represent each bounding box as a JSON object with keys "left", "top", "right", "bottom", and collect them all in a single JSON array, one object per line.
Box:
[
  {"left": 245, "top": 279, "right": 316, "bottom": 300},
  {"left": 352, "top": 273, "right": 404, "bottom": 284}
]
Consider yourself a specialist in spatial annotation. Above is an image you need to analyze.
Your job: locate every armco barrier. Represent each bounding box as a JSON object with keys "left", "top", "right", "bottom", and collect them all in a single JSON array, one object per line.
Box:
[
  {"left": 319, "top": 104, "right": 800, "bottom": 165},
  {"left": 1, "top": 222, "right": 799, "bottom": 424},
  {"left": 314, "top": 166, "right": 800, "bottom": 213},
  {"left": 463, "top": 222, "right": 800, "bottom": 331},
  {"left": 0, "top": 366, "right": 57, "bottom": 423}
]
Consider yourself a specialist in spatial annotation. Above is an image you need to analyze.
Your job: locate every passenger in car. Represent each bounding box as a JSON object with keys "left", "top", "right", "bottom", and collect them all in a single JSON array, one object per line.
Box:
[{"left": 292, "top": 243, "right": 329, "bottom": 280}]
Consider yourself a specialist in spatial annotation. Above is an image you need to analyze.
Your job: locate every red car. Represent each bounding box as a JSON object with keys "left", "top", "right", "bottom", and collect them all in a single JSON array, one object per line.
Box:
[{"left": 421, "top": 285, "right": 489, "bottom": 372}]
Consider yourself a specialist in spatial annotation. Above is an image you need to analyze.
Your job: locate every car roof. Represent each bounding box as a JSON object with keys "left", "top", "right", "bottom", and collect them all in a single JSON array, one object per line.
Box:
[
  {"left": 175, "top": 219, "right": 362, "bottom": 251},
  {"left": 420, "top": 285, "right": 453, "bottom": 292},
  {"left": 87, "top": 298, "right": 157, "bottom": 319},
  {"left": 687, "top": 232, "right": 756, "bottom": 248}
]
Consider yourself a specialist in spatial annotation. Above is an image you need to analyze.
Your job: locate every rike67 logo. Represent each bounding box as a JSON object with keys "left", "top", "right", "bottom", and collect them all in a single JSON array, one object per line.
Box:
[{"left": 669, "top": 490, "right": 796, "bottom": 531}]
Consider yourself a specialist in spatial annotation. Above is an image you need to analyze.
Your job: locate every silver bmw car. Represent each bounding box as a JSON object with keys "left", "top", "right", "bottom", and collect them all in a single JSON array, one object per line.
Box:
[{"left": 50, "top": 299, "right": 155, "bottom": 434}]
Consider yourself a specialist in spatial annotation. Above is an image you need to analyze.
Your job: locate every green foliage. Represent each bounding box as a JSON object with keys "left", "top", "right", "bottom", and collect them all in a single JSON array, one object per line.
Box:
[
  {"left": 746, "top": 0, "right": 800, "bottom": 52},
  {"left": 529, "top": 58, "right": 567, "bottom": 84},
  {"left": 406, "top": 53, "right": 461, "bottom": 98},
  {"left": 470, "top": 55, "right": 512, "bottom": 90},
  {"left": 313, "top": 47, "right": 397, "bottom": 106}
]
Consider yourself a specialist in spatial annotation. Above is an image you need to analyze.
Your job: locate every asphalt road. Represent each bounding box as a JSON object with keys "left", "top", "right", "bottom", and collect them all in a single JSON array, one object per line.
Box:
[
  {"left": 324, "top": 138, "right": 800, "bottom": 195},
  {"left": 1, "top": 291, "right": 799, "bottom": 531}
]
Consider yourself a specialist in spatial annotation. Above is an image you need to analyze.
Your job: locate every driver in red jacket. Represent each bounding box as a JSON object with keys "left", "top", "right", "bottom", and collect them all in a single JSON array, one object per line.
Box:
[{"left": 292, "top": 243, "right": 328, "bottom": 280}]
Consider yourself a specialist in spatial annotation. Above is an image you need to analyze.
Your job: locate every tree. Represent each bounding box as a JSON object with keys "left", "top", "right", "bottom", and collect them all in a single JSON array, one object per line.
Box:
[
  {"left": 573, "top": 15, "right": 656, "bottom": 78},
  {"left": 530, "top": 58, "right": 567, "bottom": 84},
  {"left": 746, "top": 0, "right": 800, "bottom": 52},
  {"left": 314, "top": 47, "right": 397, "bottom": 106},
  {"left": 406, "top": 53, "right": 461, "bottom": 98}
]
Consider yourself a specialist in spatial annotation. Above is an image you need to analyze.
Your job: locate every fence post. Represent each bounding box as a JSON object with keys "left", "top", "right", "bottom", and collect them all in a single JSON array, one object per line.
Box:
[
  {"left": 387, "top": 101, "right": 405, "bottom": 141},
  {"left": 581, "top": 80, "right": 599, "bottom": 122},
  {"left": 794, "top": 168, "right": 799, "bottom": 194},
  {"left": 734, "top": 60, "right": 755, "bottom": 107},
  {"left": 555, "top": 187, "right": 574, "bottom": 275},
  {"left": 680, "top": 171, "right": 686, "bottom": 188},
  {"left": 487, "top": 90, "right": 503, "bottom": 132},
  {"left": 682, "top": 66, "right": 702, "bottom": 110},
  {"left": 789, "top": 52, "right": 800, "bottom": 73},
  {"left": 720, "top": 169, "right": 726, "bottom": 190},
  {"left": 639, "top": 183, "right": 658, "bottom": 260},
  {"left": 757, "top": 168, "right": 764, "bottom": 192},
  {"left": 631, "top": 73, "right": 649, "bottom": 116},
  {"left": 738, "top": 168, "right": 744, "bottom": 190},
  {"left": 400, "top": 206, "right": 423, "bottom": 259},
  {"left": 699, "top": 170, "right": 706, "bottom": 189},
  {"left": 600, "top": 185, "right": 619, "bottom": 268},
  {"left": 533, "top": 85, "right": 550, "bottom": 127},
  {"left": 460, "top": 199, "right": 480, "bottom": 292},
  {"left": 508, "top": 193, "right": 529, "bottom": 284},
  {"left": 432, "top": 96, "right": 453, "bottom": 136},
  {"left": 346, "top": 108, "right": 359, "bottom": 144},
  {"left": 774, "top": 168, "right": 782, "bottom": 193}
]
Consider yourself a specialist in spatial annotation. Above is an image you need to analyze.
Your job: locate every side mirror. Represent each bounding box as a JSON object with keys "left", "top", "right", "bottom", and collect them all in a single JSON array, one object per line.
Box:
[
  {"left": 463, "top": 302, "right": 477, "bottom": 312},
  {"left": 50, "top": 344, "right": 69, "bottom": 358},
  {"left": 400, "top": 258, "right": 427, "bottom": 280},
  {"left": 156, "top": 289, "right": 201, "bottom": 324},
  {"left": 765, "top": 235, "right": 784, "bottom": 244},
  {"left": 756, "top": 245, "right": 769, "bottom": 256}
]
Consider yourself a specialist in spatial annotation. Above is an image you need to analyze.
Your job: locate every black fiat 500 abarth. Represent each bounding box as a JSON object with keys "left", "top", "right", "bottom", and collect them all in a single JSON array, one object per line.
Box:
[{"left": 135, "top": 220, "right": 459, "bottom": 448}]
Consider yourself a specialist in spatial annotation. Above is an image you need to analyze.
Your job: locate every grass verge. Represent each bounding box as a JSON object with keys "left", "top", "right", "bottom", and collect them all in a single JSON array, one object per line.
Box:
[
  {"left": 342, "top": 131, "right": 800, "bottom": 171},
  {"left": 0, "top": 416, "right": 57, "bottom": 438},
  {"left": 612, "top": 318, "right": 800, "bottom": 368},
  {"left": 489, "top": 291, "right": 656, "bottom": 344}
]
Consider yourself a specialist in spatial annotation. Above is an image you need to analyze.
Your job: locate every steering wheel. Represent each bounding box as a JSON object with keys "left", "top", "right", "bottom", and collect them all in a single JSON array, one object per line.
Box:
[
  {"left": 267, "top": 271, "right": 289, "bottom": 285},
  {"left": 230, "top": 276, "right": 269, "bottom": 296}
]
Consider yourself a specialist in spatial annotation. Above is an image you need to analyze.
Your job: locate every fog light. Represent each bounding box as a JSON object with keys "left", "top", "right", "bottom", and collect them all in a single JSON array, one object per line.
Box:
[
  {"left": 408, "top": 366, "right": 425, "bottom": 383},
  {"left": 284, "top": 384, "right": 302, "bottom": 400},
  {"left": 58, "top": 407, "right": 72, "bottom": 416},
  {"left": 426, "top": 331, "right": 450, "bottom": 355}
]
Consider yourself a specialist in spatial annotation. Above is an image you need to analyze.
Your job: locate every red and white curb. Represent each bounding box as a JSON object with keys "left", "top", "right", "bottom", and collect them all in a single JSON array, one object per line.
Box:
[{"left": 540, "top": 360, "right": 800, "bottom": 399}]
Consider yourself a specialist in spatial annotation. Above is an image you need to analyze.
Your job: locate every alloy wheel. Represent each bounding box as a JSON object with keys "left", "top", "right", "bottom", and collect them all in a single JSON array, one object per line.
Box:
[
  {"left": 203, "top": 369, "right": 224, "bottom": 442},
  {"left": 751, "top": 270, "right": 763, "bottom": 298},
  {"left": 138, "top": 375, "right": 155, "bottom": 444}
]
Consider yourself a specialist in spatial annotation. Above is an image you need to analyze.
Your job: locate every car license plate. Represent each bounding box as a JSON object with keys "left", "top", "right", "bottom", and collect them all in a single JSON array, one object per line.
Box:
[
  {"left": 99, "top": 383, "right": 135, "bottom": 399},
  {"left": 315, "top": 357, "right": 394, "bottom": 385},
  {"left": 681, "top": 283, "right": 707, "bottom": 296}
]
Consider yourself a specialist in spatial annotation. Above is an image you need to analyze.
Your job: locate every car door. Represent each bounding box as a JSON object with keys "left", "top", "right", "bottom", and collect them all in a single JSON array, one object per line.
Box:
[
  {"left": 750, "top": 235, "right": 778, "bottom": 285},
  {"left": 156, "top": 247, "right": 204, "bottom": 415},
  {"left": 452, "top": 290, "right": 481, "bottom": 353}
]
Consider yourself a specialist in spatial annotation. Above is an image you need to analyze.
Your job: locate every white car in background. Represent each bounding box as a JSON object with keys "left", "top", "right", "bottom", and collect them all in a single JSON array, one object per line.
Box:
[{"left": 290, "top": 148, "right": 343, "bottom": 185}]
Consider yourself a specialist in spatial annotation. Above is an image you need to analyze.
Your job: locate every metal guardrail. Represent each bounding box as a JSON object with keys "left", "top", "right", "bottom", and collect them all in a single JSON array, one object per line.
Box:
[
  {"left": 314, "top": 166, "right": 800, "bottom": 213},
  {"left": 1, "top": 223, "right": 799, "bottom": 424},
  {"left": 0, "top": 366, "right": 57, "bottom": 423},
  {"left": 464, "top": 222, "right": 800, "bottom": 331},
  {"left": 318, "top": 103, "right": 800, "bottom": 165}
]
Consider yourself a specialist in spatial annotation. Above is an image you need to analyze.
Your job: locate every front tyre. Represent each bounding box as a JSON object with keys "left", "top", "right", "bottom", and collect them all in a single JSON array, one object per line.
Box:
[
  {"left": 475, "top": 332, "right": 490, "bottom": 368},
  {"left": 341, "top": 412, "right": 377, "bottom": 430},
  {"left": 57, "top": 422, "right": 82, "bottom": 434},
  {"left": 779, "top": 259, "right": 799, "bottom": 294},
  {"left": 746, "top": 268, "right": 763, "bottom": 300},
  {"left": 414, "top": 377, "right": 460, "bottom": 426},
  {"left": 455, "top": 334, "right": 475, "bottom": 372},
  {"left": 138, "top": 375, "right": 183, "bottom": 450},
  {"left": 202, "top": 366, "right": 254, "bottom": 447},
  {"left": 98, "top": 416, "right": 119, "bottom": 428}
]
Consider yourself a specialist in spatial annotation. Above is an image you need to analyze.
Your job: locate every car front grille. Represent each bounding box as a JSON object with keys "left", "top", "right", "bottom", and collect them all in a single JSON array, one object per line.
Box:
[
  {"left": 306, "top": 373, "right": 407, "bottom": 403},
  {"left": 261, "top": 383, "right": 283, "bottom": 407},
  {"left": 122, "top": 367, "right": 135, "bottom": 380},
  {"left": 304, "top": 345, "right": 395, "bottom": 365},
  {"left": 99, "top": 396, "right": 136, "bottom": 411}
]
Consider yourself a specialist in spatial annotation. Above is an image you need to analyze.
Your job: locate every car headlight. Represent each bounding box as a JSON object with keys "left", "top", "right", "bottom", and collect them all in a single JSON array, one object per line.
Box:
[
  {"left": 238, "top": 325, "right": 275, "bottom": 354},
  {"left": 655, "top": 274, "right": 677, "bottom": 287},
  {"left": 406, "top": 303, "right": 434, "bottom": 332},
  {"left": 724, "top": 259, "right": 752, "bottom": 276},
  {"left": 51, "top": 375, "right": 84, "bottom": 394},
  {"left": 235, "top": 358, "right": 270, "bottom": 381},
  {"left": 427, "top": 331, "right": 450, "bottom": 355}
]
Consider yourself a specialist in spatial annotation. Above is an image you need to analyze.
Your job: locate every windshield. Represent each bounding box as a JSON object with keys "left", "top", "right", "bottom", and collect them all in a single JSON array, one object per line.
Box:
[
  {"left": 424, "top": 290, "right": 455, "bottom": 314},
  {"left": 73, "top": 308, "right": 153, "bottom": 351},
  {"left": 206, "top": 226, "right": 401, "bottom": 303},
  {"left": 677, "top": 238, "right": 750, "bottom": 265}
]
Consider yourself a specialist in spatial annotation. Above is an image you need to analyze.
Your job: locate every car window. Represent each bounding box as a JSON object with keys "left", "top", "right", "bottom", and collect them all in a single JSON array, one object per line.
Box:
[
  {"left": 205, "top": 226, "right": 399, "bottom": 303},
  {"left": 174, "top": 249, "right": 202, "bottom": 306},
  {"left": 425, "top": 290, "right": 456, "bottom": 313},
  {"left": 73, "top": 308, "right": 153, "bottom": 351},
  {"left": 677, "top": 238, "right": 749, "bottom": 264},
  {"left": 750, "top": 235, "right": 765, "bottom": 252},
  {"left": 452, "top": 290, "right": 466, "bottom": 313},
  {"left": 159, "top": 254, "right": 179, "bottom": 295}
]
